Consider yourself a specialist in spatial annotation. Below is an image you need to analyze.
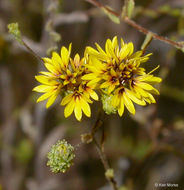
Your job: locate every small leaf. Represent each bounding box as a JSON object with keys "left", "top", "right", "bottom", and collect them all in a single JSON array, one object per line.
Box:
[
  {"left": 158, "top": 5, "right": 170, "bottom": 13},
  {"left": 102, "top": 7, "right": 120, "bottom": 24},
  {"left": 178, "top": 16, "right": 184, "bottom": 35},
  {"left": 141, "top": 32, "right": 153, "bottom": 52},
  {"left": 50, "top": 31, "right": 61, "bottom": 42},
  {"left": 122, "top": 0, "right": 135, "bottom": 19},
  {"left": 105, "top": 168, "right": 114, "bottom": 180},
  {"left": 81, "top": 133, "right": 93, "bottom": 144}
]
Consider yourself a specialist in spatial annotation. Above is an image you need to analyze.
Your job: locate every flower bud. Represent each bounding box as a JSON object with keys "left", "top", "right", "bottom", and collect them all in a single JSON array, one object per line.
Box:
[
  {"left": 101, "top": 94, "right": 117, "bottom": 115},
  {"left": 7, "top": 23, "right": 23, "bottom": 44},
  {"left": 105, "top": 168, "right": 114, "bottom": 180},
  {"left": 47, "top": 140, "right": 75, "bottom": 173}
]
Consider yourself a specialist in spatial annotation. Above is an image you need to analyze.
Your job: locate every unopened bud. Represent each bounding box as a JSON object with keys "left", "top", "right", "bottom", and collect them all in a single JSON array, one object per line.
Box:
[
  {"left": 7, "top": 23, "right": 23, "bottom": 44},
  {"left": 47, "top": 140, "right": 75, "bottom": 173}
]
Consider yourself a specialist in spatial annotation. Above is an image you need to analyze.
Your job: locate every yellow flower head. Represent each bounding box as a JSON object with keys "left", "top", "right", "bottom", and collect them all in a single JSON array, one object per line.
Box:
[
  {"left": 83, "top": 36, "right": 162, "bottom": 116},
  {"left": 33, "top": 44, "right": 98, "bottom": 121}
]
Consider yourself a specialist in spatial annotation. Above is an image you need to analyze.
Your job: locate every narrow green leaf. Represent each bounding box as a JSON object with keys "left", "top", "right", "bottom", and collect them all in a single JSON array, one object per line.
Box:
[
  {"left": 102, "top": 7, "right": 120, "bottom": 24},
  {"left": 122, "top": 0, "right": 135, "bottom": 19},
  {"left": 141, "top": 33, "right": 153, "bottom": 52},
  {"left": 178, "top": 16, "right": 184, "bottom": 35}
]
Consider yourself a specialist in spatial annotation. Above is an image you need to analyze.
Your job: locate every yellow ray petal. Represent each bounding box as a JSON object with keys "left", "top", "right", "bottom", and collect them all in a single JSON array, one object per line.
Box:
[
  {"left": 42, "top": 57, "right": 52, "bottom": 64},
  {"left": 61, "top": 46, "right": 70, "bottom": 66},
  {"left": 134, "top": 85, "right": 149, "bottom": 98},
  {"left": 139, "top": 75, "right": 162, "bottom": 83},
  {"left": 129, "top": 51, "right": 143, "bottom": 59},
  {"left": 90, "top": 90, "right": 98, "bottom": 100},
  {"left": 123, "top": 92, "right": 135, "bottom": 115},
  {"left": 121, "top": 38, "right": 124, "bottom": 47},
  {"left": 64, "top": 99, "right": 75, "bottom": 118},
  {"left": 107, "top": 85, "right": 115, "bottom": 94},
  {"left": 118, "top": 95, "right": 124, "bottom": 116},
  {"left": 81, "top": 73, "right": 97, "bottom": 80},
  {"left": 95, "top": 43, "right": 106, "bottom": 55},
  {"left": 112, "top": 36, "right": 118, "bottom": 49},
  {"left": 105, "top": 39, "right": 117, "bottom": 61},
  {"left": 137, "top": 82, "right": 159, "bottom": 95},
  {"left": 35, "top": 75, "right": 57, "bottom": 85},
  {"left": 74, "top": 54, "right": 81, "bottom": 67},
  {"left": 86, "top": 46, "right": 99, "bottom": 56},
  {"left": 61, "top": 94, "right": 73, "bottom": 105},
  {"left": 46, "top": 94, "right": 57, "bottom": 108},
  {"left": 33, "top": 85, "right": 54, "bottom": 92},
  {"left": 112, "top": 94, "right": 120, "bottom": 107},
  {"left": 147, "top": 92, "right": 156, "bottom": 103},
  {"left": 100, "top": 81, "right": 110, "bottom": 89},
  {"left": 125, "top": 89, "right": 146, "bottom": 106},
  {"left": 74, "top": 99, "right": 82, "bottom": 121},
  {"left": 127, "top": 42, "right": 134, "bottom": 56},
  {"left": 119, "top": 44, "right": 129, "bottom": 60},
  {"left": 143, "top": 97, "right": 151, "bottom": 104},
  {"left": 39, "top": 71, "right": 54, "bottom": 77},
  {"left": 37, "top": 91, "right": 53, "bottom": 102},
  {"left": 80, "top": 98, "right": 91, "bottom": 117},
  {"left": 45, "top": 63, "right": 59, "bottom": 74},
  {"left": 87, "top": 78, "right": 101, "bottom": 86},
  {"left": 52, "top": 52, "right": 63, "bottom": 70}
]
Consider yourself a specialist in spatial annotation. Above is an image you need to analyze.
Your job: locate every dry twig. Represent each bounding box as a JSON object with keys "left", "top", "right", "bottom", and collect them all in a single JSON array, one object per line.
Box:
[{"left": 85, "top": 0, "right": 184, "bottom": 51}]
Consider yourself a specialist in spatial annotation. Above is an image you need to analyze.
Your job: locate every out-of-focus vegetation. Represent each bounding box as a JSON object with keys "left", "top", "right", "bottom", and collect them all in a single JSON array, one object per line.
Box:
[{"left": 1, "top": 0, "right": 184, "bottom": 190}]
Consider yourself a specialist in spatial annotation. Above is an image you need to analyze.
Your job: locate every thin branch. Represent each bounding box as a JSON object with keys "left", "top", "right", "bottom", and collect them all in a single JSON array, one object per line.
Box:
[
  {"left": 93, "top": 137, "right": 119, "bottom": 190},
  {"left": 85, "top": 0, "right": 184, "bottom": 50},
  {"left": 22, "top": 40, "right": 43, "bottom": 62},
  {"left": 123, "top": 17, "right": 183, "bottom": 49},
  {"left": 90, "top": 110, "right": 119, "bottom": 190}
]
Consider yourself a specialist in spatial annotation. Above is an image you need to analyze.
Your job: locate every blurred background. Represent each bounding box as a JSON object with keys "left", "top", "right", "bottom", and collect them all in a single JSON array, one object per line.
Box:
[{"left": 1, "top": 0, "right": 184, "bottom": 190}]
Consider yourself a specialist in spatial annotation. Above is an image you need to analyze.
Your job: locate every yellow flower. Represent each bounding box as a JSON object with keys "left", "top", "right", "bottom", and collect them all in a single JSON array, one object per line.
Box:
[
  {"left": 33, "top": 75, "right": 62, "bottom": 108},
  {"left": 61, "top": 83, "right": 98, "bottom": 121},
  {"left": 33, "top": 37, "right": 162, "bottom": 120},
  {"left": 84, "top": 36, "right": 162, "bottom": 116},
  {"left": 100, "top": 69, "right": 120, "bottom": 94},
  {"left": 33, "top": 44, "right": 72, "bottom": 108},
  {"left": 33, "top": 44, "right": 98, "bottom": 121}
]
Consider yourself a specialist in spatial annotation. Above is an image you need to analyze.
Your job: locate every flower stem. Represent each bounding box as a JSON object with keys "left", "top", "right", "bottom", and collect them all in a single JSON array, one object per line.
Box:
[
  {"left": 93, "top": 136, "right": 119, "bottom": 190},
  {"left": 92, "top": 110, "right": 119, "bottom": 190}
]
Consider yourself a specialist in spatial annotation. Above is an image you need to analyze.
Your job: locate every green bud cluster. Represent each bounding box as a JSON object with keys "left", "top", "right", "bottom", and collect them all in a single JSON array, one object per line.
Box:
[
  {"left": 101, "top": 94, "right": 117, "bottom": 115},
  {"left": 47, "top": 140, "right": 75, "bottom": 173},
  {"left": 7, "top": 23, "right": 23, "bottom": 44}
]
